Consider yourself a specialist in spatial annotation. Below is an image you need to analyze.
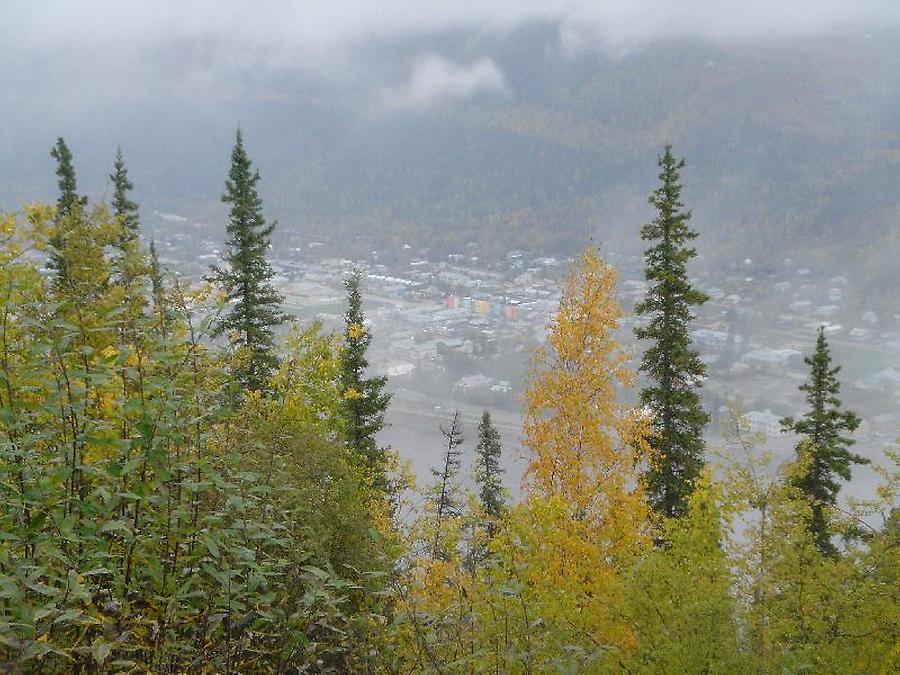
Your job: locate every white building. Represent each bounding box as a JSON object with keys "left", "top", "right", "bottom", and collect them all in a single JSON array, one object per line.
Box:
[
  {"left": 745, "top": 410, "right": 783, "bottom": 436},
  {"left": 742, "top": 348, "right": 803, "bottom": 370}
]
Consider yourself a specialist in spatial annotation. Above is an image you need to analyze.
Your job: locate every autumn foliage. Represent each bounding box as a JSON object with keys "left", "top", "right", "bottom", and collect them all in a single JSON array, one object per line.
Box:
[{"left": 0, "top": 140, "right": 897, "bottom": 672}]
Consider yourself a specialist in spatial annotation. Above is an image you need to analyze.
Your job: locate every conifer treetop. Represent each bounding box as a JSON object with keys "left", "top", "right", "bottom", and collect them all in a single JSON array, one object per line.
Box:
[
  {"left": 635, "top": 145, "right": 710, "bottom": 520},
  {"left": 475, "top": 410, "right": 504, "bottom": 519},
  {"left": 110, "top": 146, "right": 140, "bottom": 240},
  {"left": 781, "top": 326, "right": 866, "bottom": 555},
  {"left": 341, "top": 268, "right": 392, "bottom": 486},
  {"left": 210, "top": 128, "right": 287, "bottom": 392},
  {"left": 50, "top": 136, "right": 87, "bottom": 219}
]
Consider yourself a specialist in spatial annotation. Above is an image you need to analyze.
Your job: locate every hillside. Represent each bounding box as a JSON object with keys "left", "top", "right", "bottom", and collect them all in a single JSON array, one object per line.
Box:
[{"left": 2, "top": 26, "right": 898, "bottom": 303}]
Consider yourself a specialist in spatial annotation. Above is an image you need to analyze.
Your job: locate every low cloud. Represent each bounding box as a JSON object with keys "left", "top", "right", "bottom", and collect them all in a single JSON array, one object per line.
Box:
[
  {"left": 0, "top": 1, "right": 898, "bottom": 123},
  {"left": 556, "top": 1, "right": 900, "bottom": 57},
  {"left": 377, "top": 55, "right": 508, "bottom": 112},
  {"left": 4, "top": 1, "right": 897, "bottom": 57}
]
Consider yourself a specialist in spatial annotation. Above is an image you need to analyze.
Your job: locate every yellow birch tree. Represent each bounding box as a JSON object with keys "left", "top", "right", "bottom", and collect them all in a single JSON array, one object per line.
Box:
[{"left": 512, "top": 245, "right": 652, "bottom": 664}]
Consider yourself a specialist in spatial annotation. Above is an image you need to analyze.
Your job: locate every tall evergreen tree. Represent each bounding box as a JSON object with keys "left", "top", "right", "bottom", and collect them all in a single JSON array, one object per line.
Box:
[
  {"left": 209, "top": 129, "right": 288, "bottom": 392},
  {"left": 149, "top": 240, "right": 171, "bottom": 334},
  {"left": 48, "top": 137, "right": 88, "bottom": 286},
  {"left": 340, "top": 270, "right": 391, "bottom": 483},
  {"left": 635, "top": 145, "right": 710, "bottom": 519},
  {"left": 781, "top": 327, "right": 866, "bottom": 555},
  {"left": 431, "top": 410, "right": 464, "bottom": 560},
  {"left": 110, "top": 146, "right": 140, "bottom": 243},
  {"left": 108, "top": 146, "right": 147, "bottom": 306},
  {"left": 474, "top": 410, "right": 504, "bottom": 519},
  {"left": 50, "top": 137, "right": 86, "bottom": 219}
]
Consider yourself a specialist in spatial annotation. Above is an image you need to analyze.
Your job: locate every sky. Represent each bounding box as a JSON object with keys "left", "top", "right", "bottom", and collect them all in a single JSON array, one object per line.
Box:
[
  {"left": 3, "top": 1, "right": 899, "bottom": 114},
  {"left": 2, "top": 0, "right": 899, "bottom": 215}
]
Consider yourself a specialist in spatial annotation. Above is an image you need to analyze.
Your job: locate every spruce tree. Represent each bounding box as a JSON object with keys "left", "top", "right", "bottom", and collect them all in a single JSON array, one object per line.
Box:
[
  {"left": 781, "top": 327, "right": 866, "bottom": 555},
  {"left": 51, "top": 137, "right": 87, "bottom": 218},
  {"left": 49, "top": 137, "right": 87, "bottom": 286},
  {"left": 474, "top": 410, "right": 504, "bottom": 519},
  {"left": 431, "top": 410, "right": 464, "bottom": 560},
  {"left": 340, "top": 269, "right": 391, "bottom": 484},
  {"left": 110, "top": 146, "right": 140, "bottom": 243},
  {"left": 108, "top": 146, "right": 148, "bottom": 308},
  {"left": 209, "top": 129, "right": 287, "bottom": 392},
  {"left": 635, "top": 145, "right": 710, "bottom": 519},
  {"left": 149, "top": 240, "right": 170, "bottom": 334}
]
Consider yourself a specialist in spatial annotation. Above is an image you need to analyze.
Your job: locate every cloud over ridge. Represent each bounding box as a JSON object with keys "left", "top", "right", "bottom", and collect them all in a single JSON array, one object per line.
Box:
[
  {"left": 378, "top": 55, "right": 507, "bottom": 111},
  {"left": 1, "top": 1, "right": 898, "bottom": 122},
  {"left": 5, "top": 1, "right": 898, "bottom": 56}
]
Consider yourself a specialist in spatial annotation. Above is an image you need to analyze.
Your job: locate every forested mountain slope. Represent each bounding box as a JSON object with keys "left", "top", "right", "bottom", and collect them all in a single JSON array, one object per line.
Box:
[{"left": 2, "top": 27, "right": 898, "bottom": 301}]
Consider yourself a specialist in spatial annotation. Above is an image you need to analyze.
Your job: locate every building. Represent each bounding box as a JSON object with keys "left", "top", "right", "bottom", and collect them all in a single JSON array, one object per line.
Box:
[
  {"left": 858, "top": 367, "right": 900, "bottom": 392},
  {"left": 692, "top": 328, "right": 729, "bottom": 353},
  {"left": 745, "top": 410, "right": 783, "bottom": 436},
  {"left": 742, "top": 347, "right": 803, "bottom": 370}
]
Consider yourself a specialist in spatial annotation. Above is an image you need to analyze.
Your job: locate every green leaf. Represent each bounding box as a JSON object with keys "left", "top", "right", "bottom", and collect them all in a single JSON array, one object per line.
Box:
[
  {"left": 32, "top": 607, "right": 56, "bottom": 623},
  {"left": 100, "top": 519, "right": 132, "bottom": 535},
  {"left": 301, "top": 565, "right": 329, "bottom": 581},
  {"left": 25, "top": 580, "right": 59, "bottom": 597},
  {"left": 54, "top": 609, "right": 100, "bottom": 626},
  {"left": 91, "top": 639, "right": 112, "bottom": 664},
  {"left": 204, "top": 538, "right": 220, "bottom": 559}
]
